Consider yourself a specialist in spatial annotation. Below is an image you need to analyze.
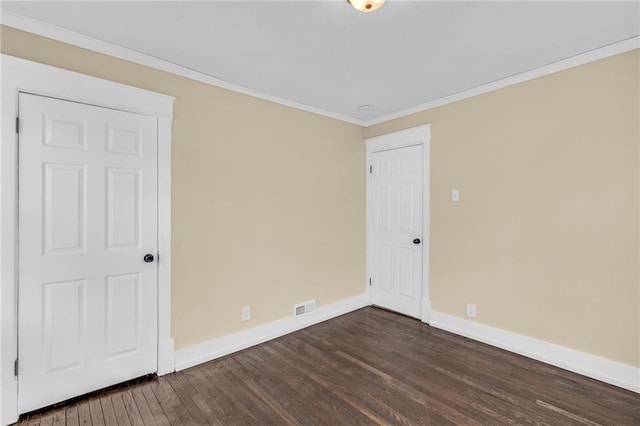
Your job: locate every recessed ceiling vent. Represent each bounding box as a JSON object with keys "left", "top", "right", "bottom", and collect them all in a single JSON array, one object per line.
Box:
[{"left": 294, "top": 300, "right": 316, "bottom": 316}]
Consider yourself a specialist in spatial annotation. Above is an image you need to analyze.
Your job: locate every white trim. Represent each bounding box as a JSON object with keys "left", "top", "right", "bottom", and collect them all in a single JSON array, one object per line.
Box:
[
  {"left": 364, "top": 37, "right": 640, "bottom": 126},
  {"left": 0, "top": 55, "right": 173, "bottom": 119},
  {"left": 0, "top": 54, "right": 175, "bottom": 425},
  {"left": 421, "top": 134, "right": 431, "bottom": 324},
  {"left": 2, "top": 12, "right": 638, "bottom": 128},
  {"left": 366, "top": 124, "right": 431, "bottom": 152},
  {"left": 156, "top": 116, "right": 175, "bottom": 376},
  {"left": 430, "top": 311, "right": 640, "bottom": 394},
  {"left": 175, "top": 293, "right": 368, "bottom": 371},
  {"left": 365, "top": 125, "right": 431, "bottom": 323},
  {"left": 0, "top": 10, "right": 364, "bottom": 127},
  {"left": 0, "top": 383, "right": 15, "bottom": 426}
]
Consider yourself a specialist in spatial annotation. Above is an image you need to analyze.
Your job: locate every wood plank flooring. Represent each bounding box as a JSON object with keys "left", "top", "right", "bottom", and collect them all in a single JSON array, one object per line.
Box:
[{"left": 17, "top": 307, "right": 640, "bottom": 425}]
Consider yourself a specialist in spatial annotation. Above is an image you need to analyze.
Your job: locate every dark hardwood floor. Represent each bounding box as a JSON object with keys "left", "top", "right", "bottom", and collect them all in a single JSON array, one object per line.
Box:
[{"left": 18, "top": 307, "right": 640, "bottom": 425}]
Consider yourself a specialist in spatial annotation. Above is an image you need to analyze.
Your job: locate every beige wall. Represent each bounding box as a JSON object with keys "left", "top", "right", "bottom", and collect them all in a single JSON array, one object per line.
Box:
[
  {"left": 1, "top": 26, "right": 366, "bottom": 350},
  {"left": 3, "top": 24, "right": 638, "bottom": 368},
  {"left": 367, "top": 50, "right": 640, "bottom": 367}
]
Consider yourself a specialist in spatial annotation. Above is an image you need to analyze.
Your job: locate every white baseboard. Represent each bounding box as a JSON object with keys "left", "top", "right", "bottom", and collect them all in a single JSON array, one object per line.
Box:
[
  {"left": 1, "top": 379, "right": 18, "bottom": 426},
  {"left": 430, "top": 311, "right": 640, "bottom": 393},
  {"left": 157, "top": 338, "right": 175, "bottom": 376},
  {"left": 174, "top": 293, "right": 368, "bottom": 371}
]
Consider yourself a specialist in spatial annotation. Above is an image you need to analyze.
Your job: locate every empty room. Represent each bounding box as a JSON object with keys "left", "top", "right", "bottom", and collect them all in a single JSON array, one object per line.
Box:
[{"left": 0, "top": 0, "right": 639, "bottom": 424}]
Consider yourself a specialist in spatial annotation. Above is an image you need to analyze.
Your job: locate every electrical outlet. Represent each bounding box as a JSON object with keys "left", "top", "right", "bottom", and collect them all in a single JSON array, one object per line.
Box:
[
  {"left": 466, "top": 303, "right": 476, "bottom": 318},
  {"left": 242, "top": 305, "right": 251, "bottom": 321}
]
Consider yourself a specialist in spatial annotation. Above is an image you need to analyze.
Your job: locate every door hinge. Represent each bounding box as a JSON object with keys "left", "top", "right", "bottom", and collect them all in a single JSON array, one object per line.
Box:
[
  {"left": 369, "top": 165, "right": 372, "bottom": 174},
  {"left": 369, "top": 278, "right": 372, "bottom": 286},
  {"left": 15, "top": 117, "right": 19, "bottom": 134},
  {"left": 14, "top": 359, "right": 18, "bottom": 376}
]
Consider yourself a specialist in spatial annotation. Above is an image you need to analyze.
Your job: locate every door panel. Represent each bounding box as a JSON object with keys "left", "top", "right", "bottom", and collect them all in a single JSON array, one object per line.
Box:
[
  {"left": 18, "top": 93, "right": 158, "bottom": 413},
  {"left": 42, "top": 279, "right": 86, "bottom": 373},
  {"left": 106, "top": 126, "right": 142, "bottom": 156},
  {"left": 370, "top": 144, "right": 423, "bottom": 318},
  {"left": 105, "top": 273, "right": 142, "bottom": 358},
  {"left": 106, "top": 168, "right": 141, "bottom": 249},
  {"left": 43, "top": 163, "right": 86, "bottom": 253},
  {"left": 43, "top": 115, "right": 86, "bottom": 150}
]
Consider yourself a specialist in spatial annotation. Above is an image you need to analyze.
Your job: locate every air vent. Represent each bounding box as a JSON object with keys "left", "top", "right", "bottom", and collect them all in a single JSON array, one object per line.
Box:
[{"left": 293, "top": 300, "right": 316, "bottom": 316}]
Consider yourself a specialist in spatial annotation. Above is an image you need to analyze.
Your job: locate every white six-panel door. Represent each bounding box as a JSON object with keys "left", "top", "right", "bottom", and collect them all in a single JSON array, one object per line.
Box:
[
  {"left": 370, "top": 144, "right": 423, "bottom": 318},
  {"left": 18, "top": 94, "right": 158, "bottom": 413}
]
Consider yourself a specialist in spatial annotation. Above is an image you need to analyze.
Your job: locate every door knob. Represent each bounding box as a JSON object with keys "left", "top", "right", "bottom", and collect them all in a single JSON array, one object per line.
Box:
[
  {"left": 143, "top": 253, "right": 155, "bottom": 263},
  {"left": 413, "top": 238, "right": 421, "bottom": 245}
]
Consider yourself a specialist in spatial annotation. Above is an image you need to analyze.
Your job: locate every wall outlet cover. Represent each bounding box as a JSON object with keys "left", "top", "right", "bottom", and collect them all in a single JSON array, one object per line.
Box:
[
  {"left": 466, "top": 303, "right": 476, "bottom": 318},
  {"left": 242, "top": 306, "right": 251, "bottom": 321}
]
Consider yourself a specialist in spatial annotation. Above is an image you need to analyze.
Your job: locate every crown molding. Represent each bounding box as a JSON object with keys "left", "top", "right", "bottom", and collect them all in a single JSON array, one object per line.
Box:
[
  {"left": 0, "top": 10, "right": 366, "bottom": 126},
  {"left": 2, "top": 10, "right": 638, "bottom": 129},
  {"left": 363, "top": 36, "right": 640, "bottom": 127}
]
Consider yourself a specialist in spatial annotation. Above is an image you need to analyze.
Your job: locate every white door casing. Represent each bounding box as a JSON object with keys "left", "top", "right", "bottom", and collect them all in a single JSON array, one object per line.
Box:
[
  {"left": 366, "top": 125, "right": 431, "bottom": 322},
  {"left": 1, "top": 55, "right": 175, "bottom": 425},
  {"left": 18, "top": 94, "right": 158, "bottom": 412}
]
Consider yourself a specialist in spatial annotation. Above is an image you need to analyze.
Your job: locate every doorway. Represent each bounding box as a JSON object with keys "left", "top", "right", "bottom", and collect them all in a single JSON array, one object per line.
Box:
[
  {"left": 366, "top": 125, "right": 431, "bottom": 321},
  {"left": 1, "top": 55, "right": 175, "bottom": 424},
  {"left": 17, "top": 93, "right": 159, "bottom": 412}
]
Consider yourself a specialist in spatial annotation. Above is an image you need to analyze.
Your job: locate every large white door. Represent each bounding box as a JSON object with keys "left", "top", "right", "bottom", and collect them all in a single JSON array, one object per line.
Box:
[
  {"left": 18, "top": 94, "right": 159, "bottom": 413},
  {"left": 370, "top": 144, "right": 423, "bottom": 318}
]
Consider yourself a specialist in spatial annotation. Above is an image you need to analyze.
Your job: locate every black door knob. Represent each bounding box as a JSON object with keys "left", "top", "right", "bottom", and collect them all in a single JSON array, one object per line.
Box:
[
  {"left": 413, "top": 238, "right": 421, "bottom": 245},
  {"left": 144, "top": 253, "right": 155, "bottom": 263}
]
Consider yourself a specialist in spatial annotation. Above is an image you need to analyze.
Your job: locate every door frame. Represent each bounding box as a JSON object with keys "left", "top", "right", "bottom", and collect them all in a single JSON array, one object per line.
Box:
[
  {"left": 365, "top": 124, "right": 431, "bottom": 323},
  {"left": 1, "top": 54, "right": 175, "bottom": 424}
]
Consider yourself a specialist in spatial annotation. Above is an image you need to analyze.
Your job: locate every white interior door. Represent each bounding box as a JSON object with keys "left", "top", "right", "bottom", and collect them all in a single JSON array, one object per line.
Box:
[
  {"left": 370, "top": 144, "right": 423, "bottom": 318},
  {"left": 18, "top": 93, "right": 159, "bottom": 413}
]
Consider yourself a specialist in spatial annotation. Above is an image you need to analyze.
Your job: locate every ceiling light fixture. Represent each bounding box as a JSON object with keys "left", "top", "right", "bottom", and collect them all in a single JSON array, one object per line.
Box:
[{"left": 348, "top": 0, "right": 386, "bottom": 13}]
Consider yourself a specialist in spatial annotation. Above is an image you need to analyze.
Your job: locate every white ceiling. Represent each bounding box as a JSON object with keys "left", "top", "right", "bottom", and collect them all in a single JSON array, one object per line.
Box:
[{"left": 2, "top": 1, "right": 639, "bottom": 123}]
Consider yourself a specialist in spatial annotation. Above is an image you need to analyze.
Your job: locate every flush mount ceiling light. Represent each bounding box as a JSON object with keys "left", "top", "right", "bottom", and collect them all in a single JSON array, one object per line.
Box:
[{"left": 348, "top": 0, "right": 386, "bottom": 13}]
